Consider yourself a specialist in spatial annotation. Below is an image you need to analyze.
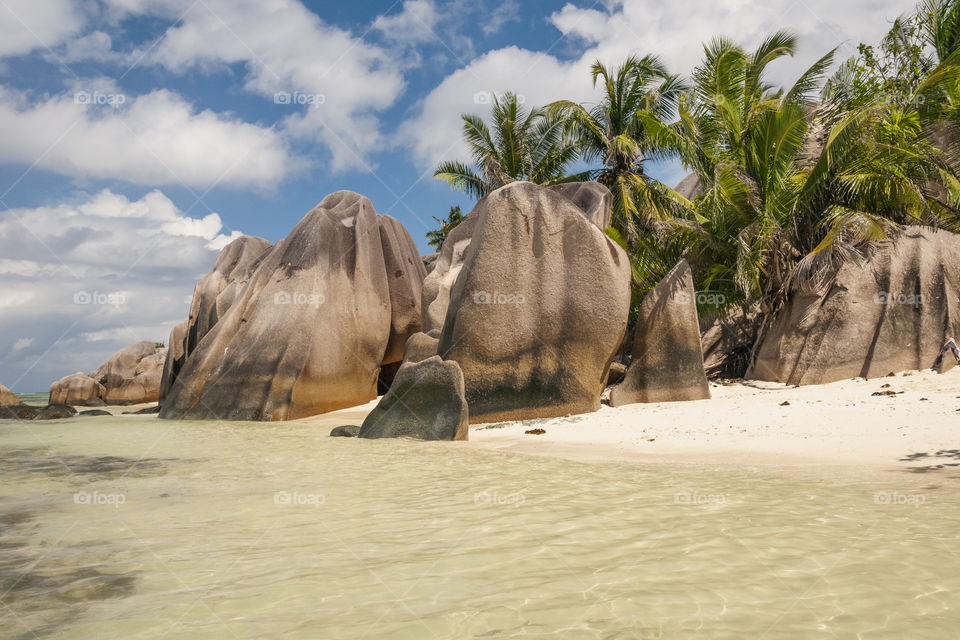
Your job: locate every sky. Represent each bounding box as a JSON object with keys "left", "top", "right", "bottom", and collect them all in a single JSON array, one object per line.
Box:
[{"left": 0, "top": 0, "right": 916, "bottom": 392}]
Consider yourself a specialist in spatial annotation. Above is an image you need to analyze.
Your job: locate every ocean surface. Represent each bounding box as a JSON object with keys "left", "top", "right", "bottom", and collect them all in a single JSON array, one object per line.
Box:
[{"left": 1, "top": 415, "right": 959, "bottom": 639}]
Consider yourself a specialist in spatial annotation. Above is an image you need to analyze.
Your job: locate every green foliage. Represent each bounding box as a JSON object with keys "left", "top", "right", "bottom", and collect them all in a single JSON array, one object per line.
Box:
[
  {"left": 426, "top": 205, "right": 464, "bottom": 250},
  {"left": 433, "top": 92, "right": 585, "bottom": 199}
]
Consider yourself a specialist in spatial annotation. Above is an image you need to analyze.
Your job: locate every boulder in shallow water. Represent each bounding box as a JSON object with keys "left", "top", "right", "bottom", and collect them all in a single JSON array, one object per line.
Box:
[
  {"left": 0, "top": 383, "right": 21, "bottom": 406},
  {"left": 437, "top": 181, "right": 630, "bottom": 423},
  {"left": 49, "top": 373, "right": 105, "bottom": 406},
  {"left": 35, "top": 404, "right": 77, "bottom": 420},
  {"left": 749, "top": 227, "right": 960, "bottom": 384},
  {"left": 610, "top": 260, "right": 711, "bottom": 406},
  {"left": 330, "top": 425, "right": 361, "bottom": 437},
  {"left": 358, "top": 357, "right": 468, "bottom": 440},
  {"left": 0, "top": 405, "right": 39, "bottom": 419},
  {"left": 90, "top": 341, "right": 166, "bottom": 405},
  {"left": 78, "top": 409, "right": 112, "bottom": 417},
  {"left": 161, "top": 191, "right": 425, "bottom": 420}
]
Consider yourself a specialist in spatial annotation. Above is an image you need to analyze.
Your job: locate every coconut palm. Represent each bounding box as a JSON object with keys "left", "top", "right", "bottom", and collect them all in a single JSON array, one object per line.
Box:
[
  {"left": 549, "top": 55, "right": 689, "bottom": 244},
  {"left": 425, "top": 205, "right": 464, "bottom": 250},
  {"left": 433, "top": 92, "right": 585, "bottom": 199}
]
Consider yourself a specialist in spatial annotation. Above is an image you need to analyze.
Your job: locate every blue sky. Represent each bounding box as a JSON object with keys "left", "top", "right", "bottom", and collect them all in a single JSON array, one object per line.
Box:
[{"left": 0, "top": 0, "right": 914, "bottom": 391}]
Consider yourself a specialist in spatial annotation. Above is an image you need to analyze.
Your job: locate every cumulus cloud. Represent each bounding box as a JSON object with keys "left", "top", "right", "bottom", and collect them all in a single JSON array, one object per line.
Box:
[
  {"left": 400, "top": 0, "right": 916, "bottom": 169},
  {"left": 0, "top": 0, "right": 84, "bottom": 58},
  {"left": 373, "top": 0, "right": 441, "bottom": 45},
  {"left": 0, "top": 189, "right": 245, "bottom": 392},
  {"left": 0, "top": 86, "right": 293, "bottom": 189}
]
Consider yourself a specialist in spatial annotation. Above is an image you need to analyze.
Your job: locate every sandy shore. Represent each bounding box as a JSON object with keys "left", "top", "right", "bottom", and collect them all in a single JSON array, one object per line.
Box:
[{"left": 302, "top": 368, "right": 960, "bottom": 471}]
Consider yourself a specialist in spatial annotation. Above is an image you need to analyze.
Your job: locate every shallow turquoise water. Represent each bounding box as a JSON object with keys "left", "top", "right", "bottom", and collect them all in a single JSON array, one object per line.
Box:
[{"left": 1, "top": 416, "right": 959, "bottom": 638}]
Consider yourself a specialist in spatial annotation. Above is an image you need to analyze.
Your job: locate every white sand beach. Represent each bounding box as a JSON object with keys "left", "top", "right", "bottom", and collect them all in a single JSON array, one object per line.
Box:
[{"left": 301, "top": 367, "right": 960, "bottom": 471}]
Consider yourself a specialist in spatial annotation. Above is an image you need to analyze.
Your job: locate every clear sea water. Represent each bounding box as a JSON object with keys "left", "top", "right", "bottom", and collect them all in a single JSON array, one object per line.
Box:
[{"left": 1, "top": 415, "right": 958, "bottom": 638}]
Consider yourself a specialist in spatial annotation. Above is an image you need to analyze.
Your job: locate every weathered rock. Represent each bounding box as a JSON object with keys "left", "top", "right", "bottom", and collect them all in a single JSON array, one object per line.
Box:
[
  {"left": 438, "top": 181, "right": 631, "bottom": 423},
  {"left": 330, "top": 425, "right": 361, "bottom": 437},
  {"left": 422, "top": 252, "right": 439, "bottom": 274},
  {"left": 123, "top": 405, "right": 161, "bottom": 415},
  {"left": 35, "top": 404, "right": 77, "bottom": 420},
  {"left": 378, "top": 216, "right": 428, "bottom": 365},
  {"left": 610, "top": 260, "right": 711, "bottom": 406},
  {"left": 675, "top": 173, "right": 706, "bottom": 201},
  {"left": 402, "top": 332, "right": 439, "bottom": 364},
  {"left": 0, "top": 383, "right": 21, "bottom": 406},
  {"left": 421, "top": 207, "right": 481, "bottom": 333},
  {"left": 78, "top": 409, "right": 112, "bottom": 416},
  {"left": 358, "top": 357, "right": 468, "bottom": 440},
  {"left": 90, "top": 342, "right": 167, "bottom": 405},
  {"left": 49, "top": 373, "right": 105, "bottom": 406},
  {"left": 749, "top": 227, "right": 960, "bottom": 385},
  {"left": 0, "top": 405, "right": 39, "bottom": 419},
  {"left": 607, "top": 362, "right": 627, "bottom": 386},
  {"left": 547, "top": 182, "right": 613, "bottom": 229},
  {"left": 159, "top": 320, "right": 188, "bottom": 403},
  {"left": 161, "top": 191, "right": 425, "bottom": 421}
]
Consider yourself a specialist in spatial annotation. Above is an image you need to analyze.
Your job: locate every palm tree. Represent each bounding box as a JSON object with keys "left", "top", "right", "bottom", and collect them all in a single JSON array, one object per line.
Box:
[
  {"left": 425, "top": 205, "right": 464, "bottom": 250},
  {"left": 433, "top": 92, "right": 584, "bottom": 199},
  {"left": 549, "top": 55, "right": 689, "bottom": 244}
]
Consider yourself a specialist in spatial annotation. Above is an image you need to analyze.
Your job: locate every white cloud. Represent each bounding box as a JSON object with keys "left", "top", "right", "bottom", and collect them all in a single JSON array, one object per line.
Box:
[
  {"left": 373, "top": 0, "right": 440, "bottom": 45},
  {"left": 137, "top": 0, "right": 406, "bottom": 172},
  {"left": 400, "top": 0, "right": 916, "bottom": 170},
  {"left": 0, "top": 86, "right": 293, "bottom": 189},
  {"left": 0, "top": 189, "right": 246, "bottom": 391},
  {"left": 0, "top": 0, "right": 84, "bottom": 58}
]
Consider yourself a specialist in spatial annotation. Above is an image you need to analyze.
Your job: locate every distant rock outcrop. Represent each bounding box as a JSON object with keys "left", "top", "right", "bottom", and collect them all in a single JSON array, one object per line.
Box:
[
  {"left": 0, "top": 383, "right": 21, "bottom": 406},
  {"left": 610, "top": 260, "right": 711, "bottom": 405},
  {"left": 749, "top": 227, "right": 960, "bottom": 385},
  {"left": 358, "top": 357, "right": 468, "bottom": 440},
  {"left": 160, "top": 191, "right": 426, "bottom": 421},
  {"left": 437, "top": 181, "right": 631, "bottom": 423},
  {"left": 89, "top": 341, "right": 167, "bottom": 405},
  {"left": 49, "top": 373, "right": 105, "bottom": 406}
]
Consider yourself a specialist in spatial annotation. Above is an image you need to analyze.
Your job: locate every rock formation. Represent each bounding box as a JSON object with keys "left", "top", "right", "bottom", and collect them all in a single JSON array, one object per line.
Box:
[
  {"left": 749, "top": 227, "right": 960, "bottom": 385},
  {"left": 159, "top": 320, "right": 187, "bottom": 402},
  {"left": 610, "top": 260, "right": 711, "bottom": 405},
  {"left": 0, "top": 383, "right": 21, "bottom": 406},
  {"left": 420, "top": 208, "right": 481, "bottom": 333},
  {"left": 402, "top": 332, "right": 439, "bottom": 364},
  {"left": 89, "top": 341, "right": 167, "bottom": 405},
  {"left": 160, "top": 191, "right": 426, "bottom": 420},
  {"left": 49, "top": 373, "right": 105, "bottom": 406},
  {"left": 437, "top": 181, "right": 631, "bottom": 423},
  {"left": 358, "top": 357, "right": 468, "bottom": 440}
]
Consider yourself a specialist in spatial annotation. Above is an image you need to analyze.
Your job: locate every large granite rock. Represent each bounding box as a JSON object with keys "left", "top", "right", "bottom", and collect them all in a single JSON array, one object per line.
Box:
[
  {"left": 159, "top": 320, "right": 188, "bottom": 403},
  {"left": 674, "top": 173, "right": 706, "bottom": 201},
  {"left": 358, "top": 357, "right": 468, "bottom": 440},
  {"left": 49, "top": 373, "right": 105, "bottom": 406},
  {"left": 610, "top": 260, "right": 711, "bottom": 405},
  {"left": 160, "top": 191, "right": 425, "bottom": 421},
  {"left": 700, "top": 304, "right": 760, "bottom": 379},
  {"left": 547, "top": 182, "right": 613, "bottom": 229},
  {"left": 420, "top": 207, "right": 481, "bottom": 333},
  {"left": 437, "top": 181, "right": 631, "bottom": 423},
  {"left": 0, "top": 383, "right": 21, "bottom": 406},
  {"left": 90, "top": 341, "right": 167, "bottom": 405},
  {"left": 749, "top": 227, "right": 960, "bottom": 385}
]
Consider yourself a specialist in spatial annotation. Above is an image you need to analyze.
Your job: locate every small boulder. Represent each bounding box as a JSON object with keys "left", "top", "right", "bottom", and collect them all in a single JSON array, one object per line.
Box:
[
  {"left": 610, "top": 260, "right": 711, "bottom": 406},
  {"left": 358, "top": 357, "right": 468, "bottom": 440},
  {"left": 330, "top": 425, "right": 361, "bottom": 437},
  {"left": 402, "top": 332, "right": 439, "bottom": 364},
  {"left": 0, "top": 405, "right": 39, "bottom": 420},
  {"left": 78, "top": 409, "right": 112, "bottom": 417},
  {"left": 49, "top": 373, "right": 105, "bottom": 406},
  {"left": 35, "top": 404, "right": 77, "bottom": 420}
]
